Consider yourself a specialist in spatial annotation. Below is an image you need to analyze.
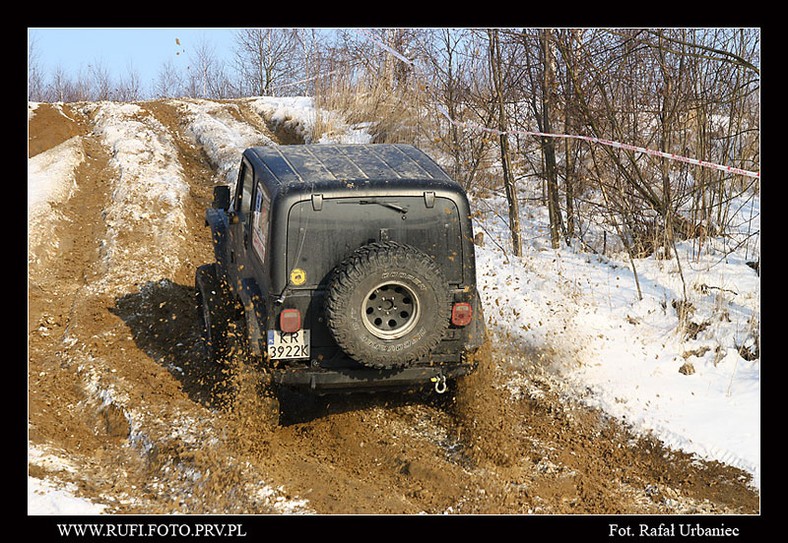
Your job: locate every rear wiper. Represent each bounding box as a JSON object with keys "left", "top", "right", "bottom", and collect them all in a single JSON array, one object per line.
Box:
[{"left": 359, "top": 200, "right": 408, "bottom": 214}]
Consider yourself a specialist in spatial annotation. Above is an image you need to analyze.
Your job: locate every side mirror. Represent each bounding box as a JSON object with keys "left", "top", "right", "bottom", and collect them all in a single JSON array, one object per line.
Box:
[{"left": 213, "top": 185, "right": 231, "bottom": 210}]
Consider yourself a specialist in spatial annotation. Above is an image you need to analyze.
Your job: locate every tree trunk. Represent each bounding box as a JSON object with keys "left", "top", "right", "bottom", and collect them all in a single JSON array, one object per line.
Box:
[
  {"left": 489, "top": 29, "right": 522, "bottom": 257},
  {"left": 540, "top": 29, "right": 563, "bottom": 249}
]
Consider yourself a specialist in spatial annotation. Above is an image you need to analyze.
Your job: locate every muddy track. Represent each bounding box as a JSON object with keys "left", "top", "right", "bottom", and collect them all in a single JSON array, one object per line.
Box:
[{"left": 27, "top": 99, "right": 760, "bottom": 517}]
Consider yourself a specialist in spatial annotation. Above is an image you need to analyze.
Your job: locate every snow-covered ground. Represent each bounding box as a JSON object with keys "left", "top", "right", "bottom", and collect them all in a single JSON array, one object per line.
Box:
[
  {"left": 473, "top": 193, "right": 759, "bottom": 483},
  {"left": 27, "top": 97, "right": 760, "bottom": 513}
]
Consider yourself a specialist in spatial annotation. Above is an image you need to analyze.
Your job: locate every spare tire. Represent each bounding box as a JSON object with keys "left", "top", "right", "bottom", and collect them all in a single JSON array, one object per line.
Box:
[{"left": 325, "top": 241, "right": 451, "bottom": 369}]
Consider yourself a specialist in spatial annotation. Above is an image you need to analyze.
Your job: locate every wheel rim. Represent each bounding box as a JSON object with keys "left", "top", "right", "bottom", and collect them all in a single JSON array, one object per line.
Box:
[{"left": 361, "top": 281, "right": 421, "bottom": 340}]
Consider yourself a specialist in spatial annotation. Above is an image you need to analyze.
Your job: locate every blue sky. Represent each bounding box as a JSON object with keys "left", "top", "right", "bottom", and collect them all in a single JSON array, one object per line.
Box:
[{"left": 28, "top": 28, "right": 238, "bottom": 85}]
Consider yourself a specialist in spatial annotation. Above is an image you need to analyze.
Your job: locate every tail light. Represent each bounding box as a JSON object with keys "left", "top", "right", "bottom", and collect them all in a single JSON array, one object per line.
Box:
[
  {"left": 279, "top": 308, "right": 302, "bottom": 333},
  {"left": 451, "top": 302, "right": 473, "bottom": 327}
]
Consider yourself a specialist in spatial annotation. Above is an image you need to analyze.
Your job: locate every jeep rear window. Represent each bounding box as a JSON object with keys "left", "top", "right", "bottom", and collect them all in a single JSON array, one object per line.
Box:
[{"left": 286, "top": 196, "right": 464, "bottom": 287}]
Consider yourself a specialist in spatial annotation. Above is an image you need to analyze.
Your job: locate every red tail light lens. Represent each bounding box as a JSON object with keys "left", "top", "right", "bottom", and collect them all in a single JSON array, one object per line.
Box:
[
  {"left": 279, "top": 308, "right": 302, "bottom": 333},
  {"left": 451, "top": 302, "right": 473, "bottom": 327}
]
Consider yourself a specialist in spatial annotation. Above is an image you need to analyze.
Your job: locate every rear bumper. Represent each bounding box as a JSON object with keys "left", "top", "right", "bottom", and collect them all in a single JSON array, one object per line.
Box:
[{"left": 271, "top": 362, "right": 476, "bottom": 393}]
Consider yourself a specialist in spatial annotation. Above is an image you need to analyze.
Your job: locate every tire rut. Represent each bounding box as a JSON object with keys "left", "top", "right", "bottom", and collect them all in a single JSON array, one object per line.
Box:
[{"left": 29, "top": 113, "right": 148, "bottom": 504}]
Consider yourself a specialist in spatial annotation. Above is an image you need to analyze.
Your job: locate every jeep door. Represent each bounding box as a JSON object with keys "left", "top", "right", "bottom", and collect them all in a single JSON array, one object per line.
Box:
[{"left": 227, "top": 158, "right": 256, "bottom": 289}]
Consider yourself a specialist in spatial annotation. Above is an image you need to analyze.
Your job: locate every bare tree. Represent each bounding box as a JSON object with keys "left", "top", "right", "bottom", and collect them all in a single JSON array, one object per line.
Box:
[
  {"left": 116, "top": 61, "right": 143, "bottom": 102},
  {"left": 89, "top": 60, "right": 113, "bottom": 101},
  {"left": 48, "top": 65, "right": 70, "bottom": 102},
  {"left": 488, "top": 29, "right": 522, "bottom": 257},
  {"left": 555, "top": 28, "right": 584, "bottom": 239},
  {"left": 153, "top": 59, "right": 185, "bottom": 99},
  {"left": 51, "top": 64, "right": 92, "bottom": 102},
  {"left": 233, "top": 28, "right": 301, "bottom": 96},
  {"left": 537, "top": 29, "right": 564, "bottom": 249},
  {"left": 185, "top": 36, "right": 230, "bottom": 99},
  {"left": 555, "top": 28, "right": 759, "bottom": 257},
  {"left": 418, "top": 28, "right": 494, "bottom": 190},
  {"left": 295, "top": 29, "right": 327, "bottom": 97},
  {"left": 28, "top": 34, "right": 45, "bottom": 102}
]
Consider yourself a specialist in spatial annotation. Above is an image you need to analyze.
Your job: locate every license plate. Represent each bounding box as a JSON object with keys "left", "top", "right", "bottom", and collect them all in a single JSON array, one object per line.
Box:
[{"left": 267, "top": 329, "right": 310, "bottom": 359}]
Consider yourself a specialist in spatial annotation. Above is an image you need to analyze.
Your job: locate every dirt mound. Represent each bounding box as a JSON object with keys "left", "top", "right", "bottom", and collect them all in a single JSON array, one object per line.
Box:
[{"left": 27, "top": 99, "right": 759, "bottom": 516}]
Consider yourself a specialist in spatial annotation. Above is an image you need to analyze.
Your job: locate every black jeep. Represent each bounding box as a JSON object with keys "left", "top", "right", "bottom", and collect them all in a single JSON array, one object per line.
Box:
[{"left": 196, "top": 144, "right": 485, "bottom": 405}]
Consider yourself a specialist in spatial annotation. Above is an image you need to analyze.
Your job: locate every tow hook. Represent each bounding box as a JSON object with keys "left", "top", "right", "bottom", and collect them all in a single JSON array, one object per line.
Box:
[{"left": 431, "top": 374, "right": 448, "bottom": 394}]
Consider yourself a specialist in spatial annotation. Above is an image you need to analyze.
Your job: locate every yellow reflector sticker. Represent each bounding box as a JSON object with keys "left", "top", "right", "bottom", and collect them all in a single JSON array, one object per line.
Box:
[{"left": 290, "top": 268, "right": 307, "bottom": 286}]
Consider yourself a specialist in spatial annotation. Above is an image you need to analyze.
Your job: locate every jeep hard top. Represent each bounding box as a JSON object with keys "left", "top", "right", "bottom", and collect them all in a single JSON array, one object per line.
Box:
[{"left": 196, "top": 143, "right": 485, "bottom": 401}]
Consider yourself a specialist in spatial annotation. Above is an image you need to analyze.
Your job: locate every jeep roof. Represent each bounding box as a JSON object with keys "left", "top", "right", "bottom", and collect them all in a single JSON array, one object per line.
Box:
[{"left": 243, "top": 143, "right": 458, "bottom": 190}]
